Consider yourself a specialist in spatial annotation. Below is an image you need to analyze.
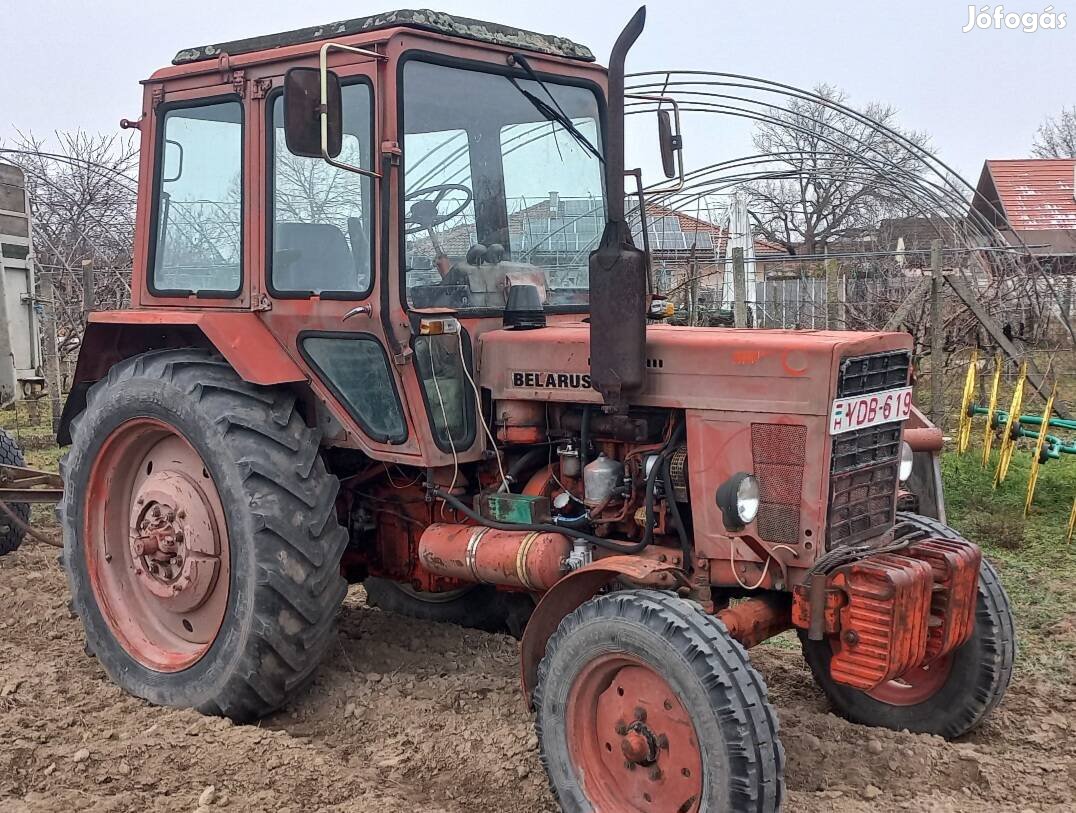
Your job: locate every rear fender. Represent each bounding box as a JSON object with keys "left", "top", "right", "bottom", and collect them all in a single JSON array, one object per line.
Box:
[
  {"left": 58, "top": 311, "right": 306, "bottom": 444},
  {"left": 519, "top": 556, "right": 685, "bottom": 704}
]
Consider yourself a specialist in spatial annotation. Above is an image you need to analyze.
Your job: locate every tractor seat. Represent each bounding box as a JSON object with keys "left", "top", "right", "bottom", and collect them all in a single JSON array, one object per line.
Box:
[{"left": 274, "top": 222, "right": 358, "bottom": 293}]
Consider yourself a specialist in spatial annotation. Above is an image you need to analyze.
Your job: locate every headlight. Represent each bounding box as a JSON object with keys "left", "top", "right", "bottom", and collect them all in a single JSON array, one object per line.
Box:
[
  {"left": 716, "top": 472, "right": 760, "bottom": 529},
  {"left": 899, "top": 441, "right": 914, "bottom": 482}
]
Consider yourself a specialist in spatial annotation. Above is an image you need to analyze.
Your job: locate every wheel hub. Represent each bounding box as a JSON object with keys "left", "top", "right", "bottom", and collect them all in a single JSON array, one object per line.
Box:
[
  {"left": 128, "top": 472, "right": 221, "bottom": 613},
  {"left": 568, "top": 656, "right": 703, "bottom": 812}
]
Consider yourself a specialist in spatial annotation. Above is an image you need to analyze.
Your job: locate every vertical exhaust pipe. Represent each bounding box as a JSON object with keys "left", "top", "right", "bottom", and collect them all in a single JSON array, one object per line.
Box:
[{"left": 589, "top": 6, "right": 647, "bottom": 413}]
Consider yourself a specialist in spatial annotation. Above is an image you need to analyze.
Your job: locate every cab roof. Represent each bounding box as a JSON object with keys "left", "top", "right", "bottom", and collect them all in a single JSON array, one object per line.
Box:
[{"left": 172, "top": 8, "right": 595, "bottom": 65}]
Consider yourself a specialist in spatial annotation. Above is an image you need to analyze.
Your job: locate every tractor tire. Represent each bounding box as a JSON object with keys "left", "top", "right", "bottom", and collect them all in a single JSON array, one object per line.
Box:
[
  {"left": 801, "top": 512, "right": 1015, "bottom": 739},
  {"left": 364, "top": 577, "right": 534, "bottom": 638},
  {"left": 0, "top": 427, "right": 29, "bottom": 555},
  {"left": 535, "top": 589, "right": 784, "bottom": 813},
  {"left": 60, "top": 349, "right": 348, "bottom": 721}
]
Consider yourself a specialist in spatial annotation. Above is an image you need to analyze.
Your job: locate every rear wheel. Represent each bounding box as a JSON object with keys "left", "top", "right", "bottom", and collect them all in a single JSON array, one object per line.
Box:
[
  {"left": 61, "top": 349, "right": 348, "bottom": 720},
  {"left": 364, "top": 577, "right": 534, "bottom": 638},
  {"left": 0, "top": 427, "right": 29, "bottom": 555},
  {"left": 801, "top": 512, "right": 1015, "bottom": 738},
  {"left": 535, "top": 589, "right": 784, "bottom": 813}
]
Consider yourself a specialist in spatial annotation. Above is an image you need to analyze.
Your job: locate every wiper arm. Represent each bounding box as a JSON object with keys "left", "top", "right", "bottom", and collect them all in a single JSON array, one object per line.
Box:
[{"left": 506, "top": 53, "right": 604, "bottom": 164}]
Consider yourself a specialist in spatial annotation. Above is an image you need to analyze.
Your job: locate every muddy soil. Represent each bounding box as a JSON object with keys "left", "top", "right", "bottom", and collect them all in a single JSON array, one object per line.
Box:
[{"left": 0, "top": 542, "right": 1073, "bottom": 812}]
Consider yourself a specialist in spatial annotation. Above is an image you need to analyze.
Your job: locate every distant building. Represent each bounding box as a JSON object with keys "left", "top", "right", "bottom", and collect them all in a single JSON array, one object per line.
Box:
[{"left": 969, "top": 158, "right": 1076, "bottom": 274}]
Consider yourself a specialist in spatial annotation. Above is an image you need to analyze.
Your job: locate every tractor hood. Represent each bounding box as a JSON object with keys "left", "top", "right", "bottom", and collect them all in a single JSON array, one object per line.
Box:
[{"left": 479, "top": 322, "right": 913, "bottom": 417}]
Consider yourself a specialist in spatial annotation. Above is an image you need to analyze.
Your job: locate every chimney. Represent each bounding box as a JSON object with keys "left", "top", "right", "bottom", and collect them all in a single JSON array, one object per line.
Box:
[{"left": 549, "top": 191, "right": 560, "bottom": 218}]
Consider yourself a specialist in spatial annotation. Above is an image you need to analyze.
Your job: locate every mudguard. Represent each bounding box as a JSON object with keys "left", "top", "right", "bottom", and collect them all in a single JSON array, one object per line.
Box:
[
  {"left": 57, "top": 311, "right": 306, "bottom": 444},
  {"left": 519, "top": 555, "right": 685, "bottom": 704}
]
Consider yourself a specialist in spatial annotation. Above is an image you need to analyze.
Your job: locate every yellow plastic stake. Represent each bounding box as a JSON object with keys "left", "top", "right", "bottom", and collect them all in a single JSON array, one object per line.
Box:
[
  {"left": 1067, "top": 496, "right": 1076, "bottom": 544},
  {"left": 957, "top": 350, "right": 978, "bottom": 454},
  {"left": 1024, "top": 386, "right": 1055, "bottom": 516},
  {"left": 981, "top": 355, "right": 1002, "bottom": 469},
  {"left": 994, "top": 361, "right": 1027, "bottom": 487}
]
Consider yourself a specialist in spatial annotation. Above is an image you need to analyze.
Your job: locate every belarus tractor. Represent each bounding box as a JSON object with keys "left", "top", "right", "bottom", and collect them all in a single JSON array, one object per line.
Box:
[{"left": 53, "top": 8, "right": 1014, "bottom": 811}]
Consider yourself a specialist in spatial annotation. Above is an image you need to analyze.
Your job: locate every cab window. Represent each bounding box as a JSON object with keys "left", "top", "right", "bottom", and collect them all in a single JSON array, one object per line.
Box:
[
  {"left": 268, "top": 82, "right": 374, "bottom": 297},
  {"left": 401, "top": 60, "right": 604, "bottom": 312},
  {"left": 151, "top": 100, "right": 243, "bottom": 295}
]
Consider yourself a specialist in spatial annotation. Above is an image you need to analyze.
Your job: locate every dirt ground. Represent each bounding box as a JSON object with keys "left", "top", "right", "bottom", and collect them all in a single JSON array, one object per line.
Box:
[{"left": 0, "top": 542, "right": 1073, "bottom": 813}]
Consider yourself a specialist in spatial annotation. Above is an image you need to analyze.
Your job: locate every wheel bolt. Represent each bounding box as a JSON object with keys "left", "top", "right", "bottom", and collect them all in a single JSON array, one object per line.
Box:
[
  {"left": 649, "top": 766, "right": 662, "bottom": 781},
  {"left": 624, "top": 760, "right": 636, "bottom": 771},
  {"left": 615, "top": 722, "right": 628, "bottom": 736},
  {"left": 657, "top": 734, "right": 669, "bottom": 750},
  {"left": 633, "top": 707, "right": 647, "bottom": 722}
]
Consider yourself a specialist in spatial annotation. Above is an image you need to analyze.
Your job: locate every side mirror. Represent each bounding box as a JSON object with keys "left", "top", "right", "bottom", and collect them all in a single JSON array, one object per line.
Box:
[
  {"left": 283, "top": 67, "right": 342, "bottom": 159},
  {"left": 657, "top": 110, "right": 683, "bottom": 179}
]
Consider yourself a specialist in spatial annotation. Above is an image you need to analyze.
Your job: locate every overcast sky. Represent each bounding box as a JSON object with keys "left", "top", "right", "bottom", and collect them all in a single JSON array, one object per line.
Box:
[{"left": 1, "top": 0, "right": 1072, "bottom": 183}]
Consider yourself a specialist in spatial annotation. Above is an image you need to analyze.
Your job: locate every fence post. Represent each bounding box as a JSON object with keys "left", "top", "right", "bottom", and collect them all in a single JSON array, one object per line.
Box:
[
  {"left": 82, "top": 259, "right": 94, "bottom": 323},
  {"left": 826, "top": 259, "right": 844, "bottom": 329},
  {"left": 732, "top": 248, "right": 748, "bottom": 328},
  {"left": 930, "top": 240, "right": 944, "bottom": 426},
  {"left": 45, "top": 275, "right": 63, "bottom": 434}
]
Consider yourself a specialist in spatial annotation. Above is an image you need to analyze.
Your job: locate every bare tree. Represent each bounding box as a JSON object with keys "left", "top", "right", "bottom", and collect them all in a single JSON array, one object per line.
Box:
[
  {"left": 0, "top": 130, "right": 137, "bottom": 359},
  {"left": 746, "top": 84, "right": 930, "bottom": 255},
  {"left": 1032, "top": 106, "right": 1076, "bottom": 158}
]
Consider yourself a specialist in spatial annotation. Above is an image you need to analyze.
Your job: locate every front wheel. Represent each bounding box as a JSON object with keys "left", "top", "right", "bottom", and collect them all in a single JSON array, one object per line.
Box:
[
  {"left": 801, "top": 513, "right": 1015, "bottom": 738},
  {"left": 61, "top": 349, "right": 348, "bottom": 721},
  {"left": 535, "top": 589, "right": 784, "bottom": 813}
]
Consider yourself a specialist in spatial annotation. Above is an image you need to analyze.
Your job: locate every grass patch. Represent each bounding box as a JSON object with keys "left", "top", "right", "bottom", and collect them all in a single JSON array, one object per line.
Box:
[{"left": 943, "top": 446, "right": 1076, "bottom": 680}]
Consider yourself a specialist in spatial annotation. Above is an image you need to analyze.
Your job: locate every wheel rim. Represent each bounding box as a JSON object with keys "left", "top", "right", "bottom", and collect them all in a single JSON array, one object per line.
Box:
[
  {"left": 864, "top": 654, "right": 954, "bottom": 706},
  {"left": 84, "top": 418, "right": 230, "bottom": 672},
  {"left": 565, "top": 653, "right": 703, "bottom": 813}
]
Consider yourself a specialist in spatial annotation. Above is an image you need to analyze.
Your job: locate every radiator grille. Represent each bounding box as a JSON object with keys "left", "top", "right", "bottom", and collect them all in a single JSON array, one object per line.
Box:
[
  {"left": 838, "top": 350, "right": 911, "bottom": 397},
  {"left": 752, "top": 423, "right": 807, "bottom": 544},
  {"left": 827, "top": 350, "right": 910, "bottom": 547},
  {"left": 831, "top": 423, "right": 902, "bottom": 474}
]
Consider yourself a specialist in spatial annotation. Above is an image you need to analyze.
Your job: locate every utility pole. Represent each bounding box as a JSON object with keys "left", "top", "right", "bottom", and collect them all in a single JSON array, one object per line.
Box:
[{"left": 930, "top": 240, "right": 944, "bottom": 426}]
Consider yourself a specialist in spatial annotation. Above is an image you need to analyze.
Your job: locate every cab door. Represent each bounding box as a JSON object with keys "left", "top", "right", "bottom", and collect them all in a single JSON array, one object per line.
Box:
[{"left": 251, "top": 53, "right": 423, "bottom": 461}]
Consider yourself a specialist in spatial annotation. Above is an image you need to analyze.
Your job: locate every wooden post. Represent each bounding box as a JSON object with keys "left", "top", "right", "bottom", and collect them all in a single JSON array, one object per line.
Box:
[
  {"left": 930, "top": 240, "right": 944, "bottom": 426},
  {"left": 81, "top": 259, "right": 94, "bottom": 323},
  {"left": 826, "top": 259, "right": 844, "bottom": 329},
  {"left": 44, "top": 275, "right": 63, "bottom": 434},
  {"left": 732, "top": 248, "right": 748, "bottom": 328}
]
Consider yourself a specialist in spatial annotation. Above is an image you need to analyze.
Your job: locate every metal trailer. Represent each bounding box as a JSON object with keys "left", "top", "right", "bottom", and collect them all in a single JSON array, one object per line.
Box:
[{"left": 0, "top": 162, "right": 45, "bottom": 404}]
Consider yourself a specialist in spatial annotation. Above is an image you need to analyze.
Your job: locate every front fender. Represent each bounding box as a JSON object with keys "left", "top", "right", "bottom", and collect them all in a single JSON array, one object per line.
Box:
[{"left": 519, "top": 556, "right": 685, "bottom": 704}]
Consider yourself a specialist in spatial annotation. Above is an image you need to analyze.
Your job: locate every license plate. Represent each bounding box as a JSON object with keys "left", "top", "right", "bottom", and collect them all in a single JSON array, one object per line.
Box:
[{"left": 830, "top": 386, "right": 913, "bottom": 435}]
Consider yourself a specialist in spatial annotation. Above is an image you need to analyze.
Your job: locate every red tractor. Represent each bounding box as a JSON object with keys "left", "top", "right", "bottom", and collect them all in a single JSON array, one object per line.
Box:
[{"left": 57, "top": 8, "right": 1014, "bottom": 811}]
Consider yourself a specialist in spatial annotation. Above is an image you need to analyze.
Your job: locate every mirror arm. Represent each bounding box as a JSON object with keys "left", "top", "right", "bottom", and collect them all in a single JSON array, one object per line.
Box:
[
  {"left": 318, "top": 42, "right": 386, "bottom": 179},
  {"left": 626, "top": 93, "right": 685, "bottom": 194}
]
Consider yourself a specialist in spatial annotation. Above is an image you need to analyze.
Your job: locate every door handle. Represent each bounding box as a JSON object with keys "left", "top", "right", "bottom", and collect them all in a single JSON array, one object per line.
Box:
[{"left": 343, "top": 305, "right": 373, "bottom": 321}]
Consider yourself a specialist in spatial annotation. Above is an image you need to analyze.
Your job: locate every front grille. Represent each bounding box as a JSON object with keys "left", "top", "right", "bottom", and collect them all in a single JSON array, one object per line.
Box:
[
  {"left": 828, "top": 350, "right": 910, "bottom": 547},
  {"left": 752, "top": 423, "right": 807, "bottom": 544},
  {"left": 838, "top": 350, "right": 911, "bottom": 397},
  {"left": 831, "top": 423, "right": 902, "bottom": 473}
]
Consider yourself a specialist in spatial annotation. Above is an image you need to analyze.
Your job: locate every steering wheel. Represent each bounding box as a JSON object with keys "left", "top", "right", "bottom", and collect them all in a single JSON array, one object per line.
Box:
[{"left": 404, "top": 184, "right": 473, "bottom": 235}]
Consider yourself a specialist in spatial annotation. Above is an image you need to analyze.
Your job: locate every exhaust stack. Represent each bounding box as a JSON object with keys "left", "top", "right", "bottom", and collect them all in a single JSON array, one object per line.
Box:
[{"left": 588, "top": 6, "right": 648, "bottom": 413}]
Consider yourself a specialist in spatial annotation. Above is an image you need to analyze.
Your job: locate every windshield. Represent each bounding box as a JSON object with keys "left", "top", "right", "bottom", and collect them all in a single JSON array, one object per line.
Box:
[{"left": 401, "top": 59, "right": 605, "bottom": 311}]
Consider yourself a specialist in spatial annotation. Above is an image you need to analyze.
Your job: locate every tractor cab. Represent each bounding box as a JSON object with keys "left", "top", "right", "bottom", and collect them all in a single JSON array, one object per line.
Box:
[{"left": 66, "top": 9, "right": 655, "bottom": 470}]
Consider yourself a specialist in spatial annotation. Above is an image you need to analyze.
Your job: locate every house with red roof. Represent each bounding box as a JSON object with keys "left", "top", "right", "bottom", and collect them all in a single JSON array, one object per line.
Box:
[{"left": 969, "top": 158, "right": 1076, "bottom": 272}]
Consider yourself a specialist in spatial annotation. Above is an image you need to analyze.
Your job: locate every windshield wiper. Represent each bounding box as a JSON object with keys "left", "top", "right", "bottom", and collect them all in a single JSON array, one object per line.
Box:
[{"left": 506, "top": 52, "right": 604, "bottom": 164}]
